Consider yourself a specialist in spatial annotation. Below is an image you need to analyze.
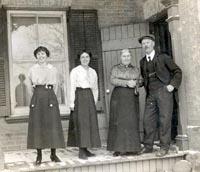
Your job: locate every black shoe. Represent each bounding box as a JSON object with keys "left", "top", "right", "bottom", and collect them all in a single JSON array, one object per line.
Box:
[
  {"left": 85, "top": 149, "right": 95, "bottom": 157},
  {"left": 79, "top": 148, "right": 88, "bottom": 160},
  {"left": 121, "top": 152, "right": 140, "bottom": 156},
  {"left": 113, "top": 152, "right": 121, "bottom": 156},
  {"left": 35, "top": 155, "right": 42, "bottom": 165},
  {"left": 50, "top": 154, "right": 61, "bottom": 162},
  {"left": 156, "top": 149, "right": 168, "bottom": 157},
  {"left": 140, "top": 147, "right": 153, "bottom": 154}
]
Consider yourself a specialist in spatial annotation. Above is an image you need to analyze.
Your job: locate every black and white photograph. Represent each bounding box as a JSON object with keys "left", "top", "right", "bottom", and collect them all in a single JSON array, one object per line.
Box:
[{"left": 0, "top": 0, "right": 199, "bottom": 172}]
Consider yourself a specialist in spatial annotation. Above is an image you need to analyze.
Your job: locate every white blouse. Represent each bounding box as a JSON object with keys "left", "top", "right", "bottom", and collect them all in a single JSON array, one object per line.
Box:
[
  {"left": 70, "top": 65, "right": 98, "bottom": 108},
  {"left": 28, "top": 63, "right": 57, "bottom": 86}
]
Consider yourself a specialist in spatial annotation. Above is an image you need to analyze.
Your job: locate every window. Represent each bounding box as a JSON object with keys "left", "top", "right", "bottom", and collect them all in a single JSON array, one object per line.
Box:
[{"left": 7, "top": 10, "right": 70, "bottom": 116}]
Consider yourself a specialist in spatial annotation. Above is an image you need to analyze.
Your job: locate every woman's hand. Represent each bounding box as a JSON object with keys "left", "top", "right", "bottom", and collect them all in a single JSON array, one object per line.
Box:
[
  {"left": 127, "top": 80, "right": 136, "bottom": 88},
  {"left": 70, "top": 107, "right": 74, "bottom": 111}
]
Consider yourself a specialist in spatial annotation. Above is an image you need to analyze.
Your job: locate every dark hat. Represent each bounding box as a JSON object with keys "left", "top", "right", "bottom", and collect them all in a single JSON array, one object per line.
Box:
[{"left": 138, "top": 34, "right": 155, "bottom": 43}]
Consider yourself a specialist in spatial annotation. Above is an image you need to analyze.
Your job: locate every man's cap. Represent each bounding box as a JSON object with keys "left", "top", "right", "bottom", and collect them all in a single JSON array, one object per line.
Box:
[{"left": 138, "top": 34, "right": 155, "bottom": 44}]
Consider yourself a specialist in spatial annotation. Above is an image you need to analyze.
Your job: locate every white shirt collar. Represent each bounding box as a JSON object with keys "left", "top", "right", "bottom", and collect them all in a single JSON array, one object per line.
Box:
[{"left": 146, "top": 50, "right": 155, "bottom": 62}]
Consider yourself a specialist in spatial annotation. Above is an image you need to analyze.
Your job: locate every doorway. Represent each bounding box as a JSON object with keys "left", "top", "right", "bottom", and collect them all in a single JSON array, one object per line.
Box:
[{"left": 150, "top": 14, "right": 178, "bottom": 142}]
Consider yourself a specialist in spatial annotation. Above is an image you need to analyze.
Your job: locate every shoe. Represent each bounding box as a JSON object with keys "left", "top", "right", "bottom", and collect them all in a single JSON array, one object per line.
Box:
[
  {"left": 139, "top": 147, "right": 153, "bottom": 154},
  {"left": 35, "top": 155, "right": 42, "bottom": 165},
  {"left": 50, "top": 154, "right": 61, "bottom": 162},
  {"left": 79, "top": 148, "right": 88, "bottom": 160},
  {"left": 85, "top": 149, "right": 95, "bottom": 157},
  {"left": 113, "top": 152, "right": 121, "bottom": 156},
  {"left": 121, "top": 152, "right": 140, "bottom": 156},
  {"left": 156, "top": 149, "right": 168, "bottom": 157}
]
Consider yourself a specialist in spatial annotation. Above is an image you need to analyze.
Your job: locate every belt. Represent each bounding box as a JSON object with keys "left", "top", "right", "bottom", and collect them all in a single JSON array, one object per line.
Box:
[{"left": 34, "top": 84, "right": 54, "bottom": 89}]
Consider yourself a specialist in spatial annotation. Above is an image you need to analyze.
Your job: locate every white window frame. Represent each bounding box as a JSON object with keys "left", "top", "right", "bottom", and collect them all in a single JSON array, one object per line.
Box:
[{"left": 7, "top": 10, "right": 70, "bottom": 116}]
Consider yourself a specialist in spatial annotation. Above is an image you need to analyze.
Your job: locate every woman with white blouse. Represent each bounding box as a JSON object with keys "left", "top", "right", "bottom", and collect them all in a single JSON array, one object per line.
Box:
[
  {"left": 27, "top": 46, "right": 65, "bottom": 165},
  {"left": 67, "top": 51, "right": 101, "bottom": 159}
]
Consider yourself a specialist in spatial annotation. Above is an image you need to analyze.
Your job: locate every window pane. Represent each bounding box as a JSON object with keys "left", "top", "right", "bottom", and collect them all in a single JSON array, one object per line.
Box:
[
  {"left": 38, "top": 17, "right": 65, "bottom": 59},
  {"left": 11, "top": 17, "right": 37, "bottom": 60},
  {"left": 8, "top": 12, "right": 69, "bottom": 116}
]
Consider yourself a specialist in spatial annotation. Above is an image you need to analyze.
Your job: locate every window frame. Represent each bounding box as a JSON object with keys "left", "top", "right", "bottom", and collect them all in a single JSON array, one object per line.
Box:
[{"left": 7, "top": 10, "right": 71, "bottom": 117}]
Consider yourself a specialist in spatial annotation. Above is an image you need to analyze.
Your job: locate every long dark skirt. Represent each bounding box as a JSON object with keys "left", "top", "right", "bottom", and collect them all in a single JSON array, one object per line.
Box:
[
  {"left": 107, "top": 87, "right": 141, "bottom": 152},
  {"left": 67, "top": 88, "right": 101, "bottom": 148},
  {"left": 27, "top": 85, "right": 65, "bottom": 149}
]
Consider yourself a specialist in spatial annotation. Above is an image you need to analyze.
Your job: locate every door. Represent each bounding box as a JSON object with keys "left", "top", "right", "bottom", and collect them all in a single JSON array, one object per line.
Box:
[{"left": 101, "top": 23, "right": 149, "bottom": 139}]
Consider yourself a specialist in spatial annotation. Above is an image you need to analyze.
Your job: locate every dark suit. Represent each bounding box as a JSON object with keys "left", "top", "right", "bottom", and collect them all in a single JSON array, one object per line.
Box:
[{"left": 140, "top": 52, "right": 182, "bottom": 150}]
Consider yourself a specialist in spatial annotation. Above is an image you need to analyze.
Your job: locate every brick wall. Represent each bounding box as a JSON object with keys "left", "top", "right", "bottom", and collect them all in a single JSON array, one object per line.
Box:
[
  {"left": 71, "top": 0, "right": 144, "bottom": 27},
  {"left": 1, "top": 0, "right": 71, "bottom": 7},
  {"left": 0, "top": 119, "right": 68, "bottom": 151},
  {"left": 0, "top": 114, "right": 107, "bottom": 151},
  {"left": 0, "top": 0, "right": 144, "bottom": 27},
  {"left": 142, "top": 0, "right": 165, "bottom": 20}
]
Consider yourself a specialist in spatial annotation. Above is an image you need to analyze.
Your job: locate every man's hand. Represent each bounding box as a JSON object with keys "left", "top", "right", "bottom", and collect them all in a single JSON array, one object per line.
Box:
[
  {"left": 166, "top": 85, "right": 174, "bottom": 92},
  {"left": 127, "top": 80, "right": 136, "bottom": 88}
]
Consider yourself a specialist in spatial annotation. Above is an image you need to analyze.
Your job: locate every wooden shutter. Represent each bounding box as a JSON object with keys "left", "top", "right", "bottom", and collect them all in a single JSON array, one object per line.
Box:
[
  {"left": 0, "top": 7, "right": 10, "bottom": 116},
  {"left": 67, "top": 9, "right": 105, "bottom": 111}
]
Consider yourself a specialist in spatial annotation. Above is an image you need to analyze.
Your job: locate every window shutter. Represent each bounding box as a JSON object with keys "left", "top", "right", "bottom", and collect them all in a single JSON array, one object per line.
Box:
[
  {"left": 0, "top": 7, "right": 10, "bottom": 116},
  {"left": 67, "top": 9, "right": 105, "bottom": 111}
]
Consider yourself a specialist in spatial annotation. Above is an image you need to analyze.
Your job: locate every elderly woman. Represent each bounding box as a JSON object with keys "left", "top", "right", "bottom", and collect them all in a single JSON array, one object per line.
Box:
[
  {"left": 107, "top": 49, "right": 141, "bottom": 156},
  {"left": 67, "top": 51, "right": 101, "bottom": 159},
  {"left": 27, "top": 46, "right": 65, "bottom": 165}
]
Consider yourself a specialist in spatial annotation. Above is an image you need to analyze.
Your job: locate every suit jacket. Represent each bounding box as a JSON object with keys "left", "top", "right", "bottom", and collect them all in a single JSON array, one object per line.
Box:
[{"left": 140, "top": 52, "right": 182, "bottom": 92}]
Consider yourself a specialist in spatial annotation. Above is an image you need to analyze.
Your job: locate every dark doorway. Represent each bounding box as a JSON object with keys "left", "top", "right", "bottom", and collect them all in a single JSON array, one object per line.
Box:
[
  {"left": 149, "top": 15, "right": 173, "bottom": 56},
  {"left": 150, "top": 15, "right": 178, "bottom": 143}
]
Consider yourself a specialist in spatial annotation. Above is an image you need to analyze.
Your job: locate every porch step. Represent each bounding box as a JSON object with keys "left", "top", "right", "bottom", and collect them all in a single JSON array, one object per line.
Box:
[{"left": 4, "top": 148, "right": 186, "bottom": 172}]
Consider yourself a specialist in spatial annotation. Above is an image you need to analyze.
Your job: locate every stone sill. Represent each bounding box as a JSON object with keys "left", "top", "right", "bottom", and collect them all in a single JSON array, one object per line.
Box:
[
  {"left": 4, "top": 109, "right": 105, "bottom": 123},
  {"left": 5, "top": 115, "right": 70, "bottom": 123}
]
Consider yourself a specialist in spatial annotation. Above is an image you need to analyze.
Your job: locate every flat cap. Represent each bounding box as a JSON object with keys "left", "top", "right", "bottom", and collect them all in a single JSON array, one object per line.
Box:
[{"left": 138, "top": 34, "right": 155, "bottom": 43}]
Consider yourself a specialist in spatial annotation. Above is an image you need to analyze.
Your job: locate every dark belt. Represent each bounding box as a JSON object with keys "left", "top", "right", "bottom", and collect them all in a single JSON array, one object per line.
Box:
[{"left": 76, "top": 87, "right": 91, "bottom": 90}]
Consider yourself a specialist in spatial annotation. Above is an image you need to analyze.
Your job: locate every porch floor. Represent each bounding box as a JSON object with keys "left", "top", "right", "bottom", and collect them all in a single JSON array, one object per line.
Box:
[{"left": 3, "top": 146, "right": 186, "bottom": 172}]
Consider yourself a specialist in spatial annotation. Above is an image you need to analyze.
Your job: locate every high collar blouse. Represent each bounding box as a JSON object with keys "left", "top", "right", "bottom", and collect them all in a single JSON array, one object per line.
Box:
[
  {"left": 110, "top": 63, "right": 140, "bottom": 87},
  {"left": 28, "top": 63, "right": 57, "bottom": 86},
  {"left": 70, "top": 65, "right": 98, "bottom": 108}
]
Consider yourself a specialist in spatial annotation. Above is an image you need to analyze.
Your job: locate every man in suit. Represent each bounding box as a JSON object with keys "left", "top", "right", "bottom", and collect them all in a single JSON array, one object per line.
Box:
[{"left": 139, "top": 34, "right": 182, "bottom": 157}]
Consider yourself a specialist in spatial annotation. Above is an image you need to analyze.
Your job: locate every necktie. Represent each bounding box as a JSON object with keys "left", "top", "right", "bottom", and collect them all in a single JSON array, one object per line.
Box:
[{"left": 148, "top": 56, "right": 151, "bottom": 62}]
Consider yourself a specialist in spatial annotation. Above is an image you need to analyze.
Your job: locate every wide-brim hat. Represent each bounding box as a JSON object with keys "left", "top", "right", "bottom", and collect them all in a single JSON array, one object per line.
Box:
[{"left": 138, "top": 34, "right": 155, "bottom": 43}]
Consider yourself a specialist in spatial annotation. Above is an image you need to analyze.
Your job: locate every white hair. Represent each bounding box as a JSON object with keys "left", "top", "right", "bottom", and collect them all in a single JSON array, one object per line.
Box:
[{"left": 120, "top": 49, "right": 130, "bottom": 56}]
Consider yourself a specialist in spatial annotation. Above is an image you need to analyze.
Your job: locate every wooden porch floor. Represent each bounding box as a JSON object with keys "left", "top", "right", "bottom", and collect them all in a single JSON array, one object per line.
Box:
[{"left": 4, "top": 146, "right": 186, "bottom": 172}]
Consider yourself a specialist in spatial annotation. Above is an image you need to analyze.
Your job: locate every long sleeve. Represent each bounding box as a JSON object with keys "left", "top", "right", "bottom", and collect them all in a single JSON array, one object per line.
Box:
[
  {"left": 48, "top": 66, "right": 58, "bottom": 92},
  {"left": 69, "top": 69, "right": 76, "bottom": 108},
  {"left": 110, "top": 66, "right": 128, "bottom": 87},
  {"left": 164, "top": 55, "right": 182, "bottom": 88},
  {"left": 92, "top": 71, "right": 99, "bottom": 104}
]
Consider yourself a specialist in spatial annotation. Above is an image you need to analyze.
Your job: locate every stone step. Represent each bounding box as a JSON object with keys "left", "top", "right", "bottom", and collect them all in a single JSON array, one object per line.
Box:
[{"left": 4, "top": 147, "right": 186, "bottom": 172}]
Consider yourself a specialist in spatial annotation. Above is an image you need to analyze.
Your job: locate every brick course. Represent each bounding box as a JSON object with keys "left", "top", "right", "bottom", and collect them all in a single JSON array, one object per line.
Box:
[{"left": 0, "top": 0, "right": 144, "bottom": 27}]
